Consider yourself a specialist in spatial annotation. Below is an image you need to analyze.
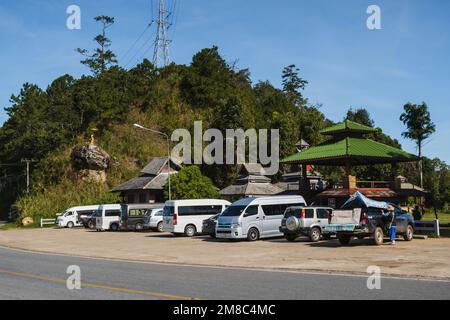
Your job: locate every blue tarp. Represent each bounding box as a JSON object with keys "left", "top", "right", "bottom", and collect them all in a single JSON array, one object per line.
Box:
[{"left": 341, "top": 191, "right": 388, "bottom": 210}]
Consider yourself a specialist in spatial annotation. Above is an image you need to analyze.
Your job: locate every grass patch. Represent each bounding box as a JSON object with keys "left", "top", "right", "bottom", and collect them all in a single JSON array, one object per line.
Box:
[
  {"left": 419, "top": 212, "right": 450, "bottom": 238},
  {"left": 0, "top": 222, "right": 22, "bottom": 231}
]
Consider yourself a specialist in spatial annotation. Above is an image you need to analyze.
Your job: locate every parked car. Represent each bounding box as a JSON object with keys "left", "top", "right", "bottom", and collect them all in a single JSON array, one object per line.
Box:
[
  {"left": 120, "top": 203, "right": 163, "bottom": 231},
  {"left": 95, "top": 204, "right": 122, "bottom": 231},
  {"left": 216, "top": 196, "right": 307, "bottom": 241},
  {"left": 162, "top": 199, "right": 231, "bottom": 237},
  {"left": 280, "top": 206, "right": 334, "bottom": 242},
  {"left": 82, "top": 210, "right": 101, "bottom": 229},
  {"left": 143, "top": 208, "right": 164, "bottom": 232},
  {"left": 56, "top": 205, "right": 100, "bottom": 228},
  {"left": 325, "top": 205, "right": 414, "bottom": 246},
  {"left": 202, "top": 214, "right": 220, "bottom": 238}
]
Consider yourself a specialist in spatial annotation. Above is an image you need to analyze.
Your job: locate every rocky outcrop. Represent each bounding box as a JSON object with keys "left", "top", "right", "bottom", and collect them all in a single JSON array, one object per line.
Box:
[
  {"left": 70, "top": 144, "right": 114, "bottom": 182},
  {"left": 71, "top": 144, "right": 111, "bottom": 171}
]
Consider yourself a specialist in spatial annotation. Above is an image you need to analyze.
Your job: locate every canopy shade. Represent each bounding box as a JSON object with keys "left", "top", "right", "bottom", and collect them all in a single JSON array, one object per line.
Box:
[
  {"left": 320, "top": 120, "right": 376, "bottom": 136},
  {"left": 282, "top": 137, "right": 418, "bottom": 166}
]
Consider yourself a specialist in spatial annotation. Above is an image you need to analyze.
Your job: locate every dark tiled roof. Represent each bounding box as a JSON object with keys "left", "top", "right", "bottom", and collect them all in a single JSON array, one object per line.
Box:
[
  {"left": 111, "top": 176, "right": 155, "bottom": 192},
  {"left": 220, "top": 182, "right": 284, "bottom": 196},
  {"left": 140, "top": 157, "right": 181, "bottom": 175}
]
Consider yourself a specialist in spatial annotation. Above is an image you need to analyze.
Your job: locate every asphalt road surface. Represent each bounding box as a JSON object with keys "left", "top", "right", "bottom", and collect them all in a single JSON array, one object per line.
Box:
[{"left": 0, "top": 246, "right": 449, "bottom": 300}]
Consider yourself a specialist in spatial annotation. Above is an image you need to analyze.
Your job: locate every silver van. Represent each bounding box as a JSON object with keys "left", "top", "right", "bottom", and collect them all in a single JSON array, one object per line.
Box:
[{"left": 216, "top": 196, "right": 307, "bottom": 241}]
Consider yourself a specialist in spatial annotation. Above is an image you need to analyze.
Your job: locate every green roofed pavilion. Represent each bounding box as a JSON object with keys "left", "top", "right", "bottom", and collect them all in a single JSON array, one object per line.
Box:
[
  {"left": 282, "top": 120, "right": 418, "bottom": 166},
  {"left": 281, "top": 119, "right": 422, "bottom": 208}
]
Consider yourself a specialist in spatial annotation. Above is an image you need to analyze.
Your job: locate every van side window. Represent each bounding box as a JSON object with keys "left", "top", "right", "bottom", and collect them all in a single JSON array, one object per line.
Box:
[
  {"left": 244, "top": 205, "right": 258, "bottom": 217},
  {"left": 261, "top": 205, "right": 282, "bottom": 216},
  {"left": 105, "top": 210, "right": 120, "bottom": 217},
  {"left": 66, "top": 212, "right": 73, "bottom": 216},
  {"left": 129, "top": 209, "right": 146, "bottom": 216},
  {"left": 316, "top": 209, "right": 329, "bottom": 219},
  {"left": 78, "top": 210, "right": 93, "bottom": 216},
  {"left": 305, "top": 209, "right": 314, "bottom": 219},
  {"left": 178, "top": 205, "right": 223, "bottom": 216}
]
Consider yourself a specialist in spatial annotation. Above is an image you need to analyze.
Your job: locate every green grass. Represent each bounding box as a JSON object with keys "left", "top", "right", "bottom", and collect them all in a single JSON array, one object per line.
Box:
[
  {"left": 422, "top": 212, "right": 450, "bottom": 225},
  {"left": 0, "top": 222, "right": 23, "bottom": 231},
  {"left": 420, "top": 211, "right": 450, "bottom": 238}
]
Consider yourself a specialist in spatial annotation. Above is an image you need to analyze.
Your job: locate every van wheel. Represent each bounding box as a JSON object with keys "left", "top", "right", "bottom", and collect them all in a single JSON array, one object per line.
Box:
[
  {"left": 184, "top": 225, "right": 196, "bottom": 237},
  {"left": 403, "top": 225, "right": 414, "bottom": 241},
  {"left": 67, "top": 221, "right": 74, "bottom": 229},
  {"left": 157, "top": 222, "right": 163, "bottom": 232},
  {"left": 247, "top": 228, "right": 259, "bottom": 241},
  {"left": 337, "top": 234, "right": 351, "bottom": 245},
  {"left": 309, "top": 227, "right": 321, "bottom": 242},
  {"left": 373, "top": 227, "right": 384, "bottom": 245},
  {"left": 110, "top": 223, "right": 119, "bottom": 232},
  {"left": 135, "top": 223, "right": 143, "bottom": 231},
  {"left": 285, "top": 234, "right": 297, "bottom": 242}
]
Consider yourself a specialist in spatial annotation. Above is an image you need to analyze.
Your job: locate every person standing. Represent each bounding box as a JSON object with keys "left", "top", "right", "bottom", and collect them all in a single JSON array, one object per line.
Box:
[{"left": 383, "top": 205, "right": 396, "bottom": 245}]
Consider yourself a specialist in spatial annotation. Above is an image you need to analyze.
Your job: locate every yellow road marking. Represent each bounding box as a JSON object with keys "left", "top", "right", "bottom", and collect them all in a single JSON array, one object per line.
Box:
[{"left": 0, "top": 268, "right": 198, "bottom": 300}]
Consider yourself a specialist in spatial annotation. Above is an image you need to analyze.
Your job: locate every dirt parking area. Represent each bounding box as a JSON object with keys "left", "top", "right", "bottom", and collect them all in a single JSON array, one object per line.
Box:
[{"left": 1, "top": 228, "right": 449, "bottom": 280}]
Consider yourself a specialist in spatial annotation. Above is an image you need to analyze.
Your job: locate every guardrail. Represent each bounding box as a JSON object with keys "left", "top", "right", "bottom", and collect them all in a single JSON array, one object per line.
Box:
[
  {"left": 414, "top": 220, "right": 440, "bottom": 237},
  {"left": 40, "top": 218, "right": 56, "bottom": 228}
]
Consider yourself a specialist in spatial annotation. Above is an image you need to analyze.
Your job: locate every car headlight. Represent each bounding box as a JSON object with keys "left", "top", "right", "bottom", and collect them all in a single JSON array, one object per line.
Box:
[{"left": 231, "top": 223, "right": 241, "bottom": 228}]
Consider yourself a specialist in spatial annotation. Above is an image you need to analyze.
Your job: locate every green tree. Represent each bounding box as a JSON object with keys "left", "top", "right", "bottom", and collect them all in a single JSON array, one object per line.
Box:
[
  {"left": 77, "top": 16, "right": 117, "bottom": 75},
  {"left": 164, "top": 166, "right": 219, "bottom": 200},
  {"left": 346, "top": 108, "right": 374, "bottom": 127},
  {"left": 282, "top": 64, "right": 308, "bottom": 108},
  {"left": 400, "top": 102, "right": 435, "bottom": 187}
]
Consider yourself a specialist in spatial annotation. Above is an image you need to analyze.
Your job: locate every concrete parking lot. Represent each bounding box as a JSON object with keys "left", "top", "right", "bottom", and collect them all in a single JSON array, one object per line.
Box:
[{"left": 1, "top": 228, "right": 449, "bottom": 280}]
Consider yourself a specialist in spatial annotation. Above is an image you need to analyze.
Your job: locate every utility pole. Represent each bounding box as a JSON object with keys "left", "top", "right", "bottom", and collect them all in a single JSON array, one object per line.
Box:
[
  {"left": 21, "top": 159, "right": 37, "bottom": 194},
  {"left": 152, "top": 0, "right": 172, "bottom": 67}
]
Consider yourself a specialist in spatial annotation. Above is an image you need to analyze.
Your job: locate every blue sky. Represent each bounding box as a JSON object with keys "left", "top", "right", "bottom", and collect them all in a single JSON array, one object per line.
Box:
[{"left": 1, "top": 0, "right": 449, "bottom": 162}]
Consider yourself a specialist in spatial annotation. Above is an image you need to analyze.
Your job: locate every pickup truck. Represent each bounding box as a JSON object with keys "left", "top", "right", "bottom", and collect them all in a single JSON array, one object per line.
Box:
[{"left": 324, "top": 206, "right": 414, "bottom": 245}]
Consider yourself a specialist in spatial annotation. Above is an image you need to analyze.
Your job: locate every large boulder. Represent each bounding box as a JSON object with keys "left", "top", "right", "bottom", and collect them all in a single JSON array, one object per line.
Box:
[{"left": 70, "top": 144, "right": 111, "bottom": 171}]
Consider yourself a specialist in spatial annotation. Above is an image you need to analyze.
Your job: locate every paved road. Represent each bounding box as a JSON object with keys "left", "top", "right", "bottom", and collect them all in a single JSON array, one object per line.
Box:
[{"left": 0, "top": 246, "right": 449, "bottom": 300}]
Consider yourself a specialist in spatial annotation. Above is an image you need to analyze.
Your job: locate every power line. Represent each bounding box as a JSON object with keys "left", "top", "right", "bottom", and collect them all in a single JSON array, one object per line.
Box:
[
  {"left": 120, "top": 23, "right": 153, "bottom": 64},
  {"left": 124, "top": 28, "right": 157, "bottom": 69}
]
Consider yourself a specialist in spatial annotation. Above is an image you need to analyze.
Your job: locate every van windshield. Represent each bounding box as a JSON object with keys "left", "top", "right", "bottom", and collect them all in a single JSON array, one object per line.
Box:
[
  {"left": 163, "top": 206, "right": 175, "bottom": 216},
  {"left": 221, "top": 206, "right": 246, "bottom": 217}
]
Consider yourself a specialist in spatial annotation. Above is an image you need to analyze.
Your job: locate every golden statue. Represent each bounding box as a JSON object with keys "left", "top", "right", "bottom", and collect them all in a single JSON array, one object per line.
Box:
[{"left": 90, "top": 128, "right": 98, "bottom": 145}]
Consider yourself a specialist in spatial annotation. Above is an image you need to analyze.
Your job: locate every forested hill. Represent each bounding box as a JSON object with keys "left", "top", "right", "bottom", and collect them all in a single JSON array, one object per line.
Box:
[
  {"left": 1, "top": 38, "right": 447, "bottom": 223},
  {"left": 0, "top": 44, "right": 412, "bottom": 222}
]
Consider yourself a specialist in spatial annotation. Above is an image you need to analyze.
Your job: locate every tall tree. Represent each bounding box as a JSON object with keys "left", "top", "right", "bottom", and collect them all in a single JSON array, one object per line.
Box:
[
  {"left": 346, "top": 108, "right": 374, "bottom": 127},
  {"left": 400, "top": 102, "right": 435, "bottom": 188},
  {"left": 282, "top": 64, "right": 308, "bottom": 108},
  {"left": 77, "top": 16, "right": 117, "bottom": 75}
]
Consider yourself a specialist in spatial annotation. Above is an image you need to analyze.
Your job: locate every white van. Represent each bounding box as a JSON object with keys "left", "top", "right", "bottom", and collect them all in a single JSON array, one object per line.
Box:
[
  {"left": 216, "top": 196, "right": 307, "bottom": 241},
  {"left": 95, "top": 204, "right": 122, "bottom": 231},
  {"left": 56, "top": 205, "right": 100, "bottom": 228},
  {"left": 162, "top": 199, "right": 231, "bottom": 237}
]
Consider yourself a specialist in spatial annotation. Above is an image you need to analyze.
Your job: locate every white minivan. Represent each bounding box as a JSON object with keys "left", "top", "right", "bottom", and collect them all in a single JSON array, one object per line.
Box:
[
  {"left": 95, "top": 204, "right": 122, "bottom": 231},
  {"left": 56, "top": 205, "right": 100, "bottom": 228},
  {"left": 216, "top": 196, "right": 307, "bottom": 241},
  {"left": 162, "top": 199, "right": 231, "bottom": 237}
]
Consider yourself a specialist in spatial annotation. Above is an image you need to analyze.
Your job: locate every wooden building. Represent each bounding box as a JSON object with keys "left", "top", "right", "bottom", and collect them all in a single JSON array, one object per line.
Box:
[{"left": 111, "top": 157, "right": 181, "bottom": 204}]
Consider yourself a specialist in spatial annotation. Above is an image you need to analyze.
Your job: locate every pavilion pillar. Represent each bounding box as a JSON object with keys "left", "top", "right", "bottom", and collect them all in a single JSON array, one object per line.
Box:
[
  {"left": 343, "top": 160, "right": 356, "bottom": 190},
  {"left": 300, "top": 164, "right": 310, "bottom": 192},
  {"left": 391, "top": 163, "right": 398, "bottom": 189}
]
